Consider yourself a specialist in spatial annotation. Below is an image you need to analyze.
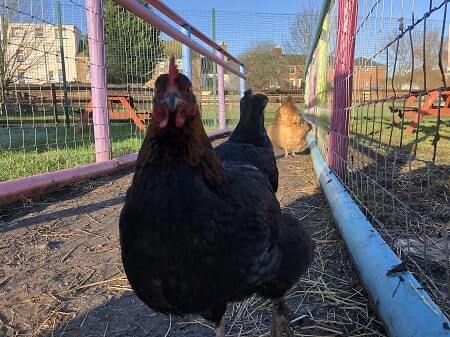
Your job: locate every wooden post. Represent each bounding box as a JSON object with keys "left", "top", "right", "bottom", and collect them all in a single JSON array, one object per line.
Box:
[
  {"left": 56, "top": 0, "right": 70, "bottom": 126},
  {"left": 51, "top": 83, "right": 58, "bottom": 124}
]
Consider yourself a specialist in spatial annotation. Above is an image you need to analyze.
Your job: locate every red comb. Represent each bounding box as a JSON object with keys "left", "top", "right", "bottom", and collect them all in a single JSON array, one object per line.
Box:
[{"left": 168, "top": 56, "right": 178, "bottom": 87}]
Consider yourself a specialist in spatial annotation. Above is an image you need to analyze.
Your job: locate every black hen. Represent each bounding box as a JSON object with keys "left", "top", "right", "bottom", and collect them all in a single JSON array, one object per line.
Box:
[
  {"left": 119, "top": 58, "right": 314, "bottom": 337},
  {"left": 216, "top": 90, "right": 279, "bottom": 192}
]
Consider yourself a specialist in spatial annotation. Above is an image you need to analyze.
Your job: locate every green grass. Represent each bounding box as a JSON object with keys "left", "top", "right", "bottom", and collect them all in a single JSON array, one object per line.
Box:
[
  {"left": 0, "top": 104, "right": 279, "bottom": 182},
  {"left": 0, "top": 123, "right": 145, "bottom": 181},
  {"left": 349, "top": 110, "right": 450, "bottom": 165}
]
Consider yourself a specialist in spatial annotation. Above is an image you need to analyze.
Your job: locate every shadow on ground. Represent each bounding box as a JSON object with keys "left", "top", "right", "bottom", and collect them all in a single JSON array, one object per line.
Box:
[{"left": 0, "top": 168, "right": 133, "bottom": 233}]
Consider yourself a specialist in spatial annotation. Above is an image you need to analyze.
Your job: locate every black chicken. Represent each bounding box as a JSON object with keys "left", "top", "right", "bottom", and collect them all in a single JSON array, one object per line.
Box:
[
  {"left": 216, "top": 90, "right": 279, "bottom": 192},
  {"left": 119, "top": 57, "right": 314, "bottom": 337}
]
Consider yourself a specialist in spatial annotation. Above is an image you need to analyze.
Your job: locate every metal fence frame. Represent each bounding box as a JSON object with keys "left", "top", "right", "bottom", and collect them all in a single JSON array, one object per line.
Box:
[
  {"left": 0, "top": 0, "right": 245, "bottom": 204},
  {"left": 304, "top": 0, "right": 450, "bottom": 335},
  {"left": 90, "top": 0, "right": 245, "bottom": 163}
]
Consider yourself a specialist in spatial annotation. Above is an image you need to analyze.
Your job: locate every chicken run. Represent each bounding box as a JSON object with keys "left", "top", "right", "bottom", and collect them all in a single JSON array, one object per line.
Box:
[
  {"left": 2, "top": 0, "right": 450, "bottom": 332},
  {"left": 0, "top": 59, "right": 388, "bottom": 337}
]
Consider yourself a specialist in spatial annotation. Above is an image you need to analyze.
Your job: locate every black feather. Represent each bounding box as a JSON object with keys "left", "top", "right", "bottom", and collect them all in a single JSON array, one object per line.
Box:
[
  {"left": 216, "top": 90, "right": 279, "bottom": 191},
  {"left": 119, "top": 90, "right": 314, "bottom": 327}
]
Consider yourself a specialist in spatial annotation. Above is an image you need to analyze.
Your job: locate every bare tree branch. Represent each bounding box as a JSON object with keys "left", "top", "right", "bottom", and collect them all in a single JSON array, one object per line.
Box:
[
  {"left": 1, "top": 0, "right": 54, "bottom": 87},
  {"left": 285, "top": 1, "right": 320, "bottom": 55}
]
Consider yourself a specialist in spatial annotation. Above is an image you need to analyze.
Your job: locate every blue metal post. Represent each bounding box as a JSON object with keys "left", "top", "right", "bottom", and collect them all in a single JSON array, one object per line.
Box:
[
  {"left": 239, "top": 64, "right": 246, "bottom": 97},
  {"left": 181, "top": 25, "right": 192, "bottom": 80}
]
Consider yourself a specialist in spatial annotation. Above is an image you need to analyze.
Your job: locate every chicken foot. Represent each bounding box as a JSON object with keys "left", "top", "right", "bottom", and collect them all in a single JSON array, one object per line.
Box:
[
  {"left": 283, "top": 149, "right": 298, "bottom": 158},
  {"left": 215, "top": 316, "right": 225, "bottom": 337},
  {"left": 271, "top": 299, "right": 294, "bottom": 337}
]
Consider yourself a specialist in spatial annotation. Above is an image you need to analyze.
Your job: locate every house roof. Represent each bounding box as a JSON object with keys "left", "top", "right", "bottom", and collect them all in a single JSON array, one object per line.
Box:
[
  {"left": 281, "top": 54, "right": 306, "bottom": 64},
  {"left": 354, "top": 57, "right": 385, "bottom": 67}
]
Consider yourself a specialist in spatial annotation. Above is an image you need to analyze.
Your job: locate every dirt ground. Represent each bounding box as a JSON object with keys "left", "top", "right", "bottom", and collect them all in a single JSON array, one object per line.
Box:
[{"left": 0, "top": 149, "right": 387, "bottom": 337}]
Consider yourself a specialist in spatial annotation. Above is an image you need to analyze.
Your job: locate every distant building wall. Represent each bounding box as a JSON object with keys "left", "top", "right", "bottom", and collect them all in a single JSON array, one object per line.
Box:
[{"left": 6, "top": 23, "right": 81, "bottom": 84}]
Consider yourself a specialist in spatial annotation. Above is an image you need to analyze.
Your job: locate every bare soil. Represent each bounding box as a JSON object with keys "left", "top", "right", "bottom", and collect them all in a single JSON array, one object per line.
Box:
[{"left": 0, "top": 150, "right": 386, "bottom": 337}]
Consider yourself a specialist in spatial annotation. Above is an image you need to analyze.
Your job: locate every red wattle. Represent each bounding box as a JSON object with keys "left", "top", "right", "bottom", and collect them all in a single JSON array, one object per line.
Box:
[
  {"left": 175, "top": 111, "right": 186, "bottom": 128},
  {"left": 154, "top": 109, "right": 169, "bottom": 128}
]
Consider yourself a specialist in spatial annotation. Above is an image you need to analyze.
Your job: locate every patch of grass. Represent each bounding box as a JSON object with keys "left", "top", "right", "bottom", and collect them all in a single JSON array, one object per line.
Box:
[
  {"left": 0, "top": 104, "right": 280, "bottom": 182},
  {"left": 351, "top": 114, "right": 450, "bottom": 164},
  {"left": 0, "top": 145, "right": 95, "bottom": 181},
  {"left": 0, "top": 123, "right": 145, "bottom": 181}
]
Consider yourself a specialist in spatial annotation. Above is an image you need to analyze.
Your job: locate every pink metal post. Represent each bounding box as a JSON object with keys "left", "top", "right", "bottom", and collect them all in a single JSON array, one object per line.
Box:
[
  {"left": 86, "top": 0, "right": 111, "bottom": 162},
  {"left": 217, "top": 50, "right": 225, "bottom": 130},
  {"left": 327, "top": 0, "right": 358, "bottom": 174}
]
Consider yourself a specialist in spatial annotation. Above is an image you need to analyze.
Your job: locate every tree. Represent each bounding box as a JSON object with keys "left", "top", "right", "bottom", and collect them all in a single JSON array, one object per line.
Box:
[
  {"left": 241, "top": 43, "right": 284, "bottom": 91},
  {"left": 415, "top": 29, "right": 445, "bottom": 72},
  {"left": 285, "top": 0, "right": 320, "bottom": 55},
  {"left": 388, "top": 25, "right": 447, "bottom": 90},
  {"left": 104, "top": 0, "right": 164, "bottom": 84},
  {"left": 0, "top": 0, "right": 55, "bottom": 112},
  {"left": 0, "top": 2, "right": 55, "bottom": 86}
]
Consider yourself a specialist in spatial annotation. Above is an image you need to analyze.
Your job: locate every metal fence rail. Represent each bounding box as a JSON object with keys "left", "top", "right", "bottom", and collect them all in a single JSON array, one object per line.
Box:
[
  {"left": 0, "top": 0, "right": 246, "bottom": 197},
  {"left": 305, "top": 0, "right": 449, "bottom": 320}
]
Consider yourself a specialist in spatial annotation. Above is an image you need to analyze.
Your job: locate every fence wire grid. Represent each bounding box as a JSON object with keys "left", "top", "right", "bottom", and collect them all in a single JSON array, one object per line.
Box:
[
  {"left": 0, "top": 1, "right": 307, "bottom": 182},
  {"left": 305, "top": 0, "right": 450, "bottom": 318}
]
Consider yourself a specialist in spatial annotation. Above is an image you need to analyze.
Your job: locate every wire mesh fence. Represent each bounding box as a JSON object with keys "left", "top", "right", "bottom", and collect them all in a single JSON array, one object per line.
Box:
[
  {"left": 0, "top": 1, "right": 306, "bottom": 182},
  {"left": 305, "top": 0, "right": 450, "bottom": 318}
]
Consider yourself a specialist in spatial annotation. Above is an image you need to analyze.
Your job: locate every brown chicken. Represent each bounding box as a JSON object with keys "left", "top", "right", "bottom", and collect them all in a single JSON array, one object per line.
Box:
[{"left": 267, "top": 96, "right": 312, "bottom": 157}]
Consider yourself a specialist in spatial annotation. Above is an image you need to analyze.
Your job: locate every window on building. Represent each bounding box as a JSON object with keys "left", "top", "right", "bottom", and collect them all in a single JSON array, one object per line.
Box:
[
  {"left": 289, "top": 66, "right": 296, "bottom": 74},
  {"left": 290, "top": 79, "right": 296, "bottom": 89},
  {"left": 55, "top": 28, "right": 67, "bottom": 39},
  {"left": 18, "top": 72, "right": 25, "bottom": 84},
  {"left": 56, "top": 53, "right": 62, "bottom": 63},
  {"left": 35, "top": 27, "right": 44, "bottom": 38},
  {"left": 12, "top": 28, "right": 24, "bottom": 37},
  {"left": 49, "top": 70, "right": 54, "bottom": 81},
  {"left": 269, "top": 80, "right": 279, "bottom": 88},
  {"left": 16, "top": 50, "right": 25, "bottom": 62},
  {"left": 58, "top": 69, "right": 63, "bottom": 82}
]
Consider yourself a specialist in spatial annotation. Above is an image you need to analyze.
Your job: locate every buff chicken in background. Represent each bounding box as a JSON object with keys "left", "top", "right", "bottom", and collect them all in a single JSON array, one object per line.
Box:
[
  {"left": 267, "top": 96, "right": 312, "bottom": 158},
  {"left": 119, "top": 57, "right": 314, "bottom": 337}
]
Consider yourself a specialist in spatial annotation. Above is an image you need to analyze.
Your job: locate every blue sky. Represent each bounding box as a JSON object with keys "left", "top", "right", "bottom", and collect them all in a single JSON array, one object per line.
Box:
[
  {"left": 160, "top": 0, "right": 303, "bottom": 14},
  {"left": 57, "top": 0, "right": 307, "bottom": 56},
  {"left": 27, "top": 1, "right": 449, "bottom": 60}
]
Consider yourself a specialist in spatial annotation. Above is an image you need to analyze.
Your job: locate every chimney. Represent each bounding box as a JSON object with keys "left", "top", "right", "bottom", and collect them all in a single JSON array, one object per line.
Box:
[
  {"left": 272, "top": 46, "right": 282, "bottom": 57},
  {"left": 219, "top": 41, "right": 227, "bottom": 51}
]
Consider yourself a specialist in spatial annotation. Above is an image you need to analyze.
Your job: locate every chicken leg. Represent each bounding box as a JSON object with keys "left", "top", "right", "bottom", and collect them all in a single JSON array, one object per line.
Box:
[
  {"left": 215, "top": 316, "right": 225, "bottom": 337},
  {"left": 271, "top": 299, "right": 294, "bottom": 337},
  {"left": 284, "top": 148, "right": 289, "bottom": 158}
]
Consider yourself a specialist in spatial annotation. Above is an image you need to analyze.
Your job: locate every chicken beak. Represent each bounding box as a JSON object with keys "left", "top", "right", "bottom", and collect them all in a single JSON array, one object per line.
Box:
[{"left": 164, "top": 91, "right": 180, "bottom": 112}]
